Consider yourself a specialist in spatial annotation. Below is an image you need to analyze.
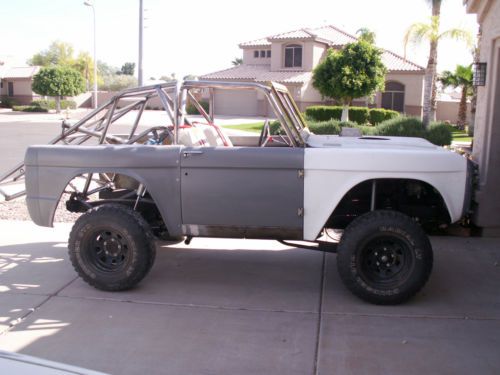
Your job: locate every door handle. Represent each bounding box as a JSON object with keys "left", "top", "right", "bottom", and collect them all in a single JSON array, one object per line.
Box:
[{"left": 183, "top": 150, "right": 204, "bottom": 157}]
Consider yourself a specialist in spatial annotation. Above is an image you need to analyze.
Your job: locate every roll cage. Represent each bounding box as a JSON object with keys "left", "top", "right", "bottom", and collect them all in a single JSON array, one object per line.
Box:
[{"left": 0, "top": 80, "right": 308, "bottom": 202}]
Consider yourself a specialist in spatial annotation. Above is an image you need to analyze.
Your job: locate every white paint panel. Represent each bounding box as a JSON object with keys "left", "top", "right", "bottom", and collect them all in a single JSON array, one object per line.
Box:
[
  {"left": 303, "top": 146, "right": 468, "bottom": 241},
  {"left": 214, "top": 89, "right": 258, "bottom": 116}
]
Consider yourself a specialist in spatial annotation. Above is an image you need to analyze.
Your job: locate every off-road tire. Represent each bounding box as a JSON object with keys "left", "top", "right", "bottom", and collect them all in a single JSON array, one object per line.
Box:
[
  {"left": 68, "top": 204, "right": 156, "bottom": 291},
  {"left": 337, "top": 210, "right": 433, "bottom": 305}
]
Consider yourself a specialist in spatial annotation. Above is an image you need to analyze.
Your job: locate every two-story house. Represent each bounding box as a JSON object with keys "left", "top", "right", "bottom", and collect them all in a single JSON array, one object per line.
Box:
[{"left": 201, "top": 25, "right": 425, "bottom": 117}]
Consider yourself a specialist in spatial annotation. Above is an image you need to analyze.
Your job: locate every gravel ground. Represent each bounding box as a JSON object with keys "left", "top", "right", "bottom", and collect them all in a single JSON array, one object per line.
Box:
[{"left": 0, "top": 193, "right": 81, "bottom": 223}]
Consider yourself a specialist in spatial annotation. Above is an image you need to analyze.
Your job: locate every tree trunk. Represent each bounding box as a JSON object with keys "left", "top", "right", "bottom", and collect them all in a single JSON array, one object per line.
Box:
[
  {"left": 424, "top": 1, "right": 442, "bottom": 127},
  {"left": 457, "top": 86, "right": 468, "bottom": 130},
  {"left": 423, "top": 37, "right": 439, "bottom": 128},
  {"left": 341, "top": 103, "right": 349, "bottom": 122},
  {"left": 55, "top": 96, "right": 61, "bottom": 113}
]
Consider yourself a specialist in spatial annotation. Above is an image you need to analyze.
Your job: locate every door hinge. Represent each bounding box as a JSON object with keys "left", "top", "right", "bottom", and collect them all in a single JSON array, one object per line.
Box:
[
  {"left": 297, "top": 208, "right": 304, "bottom": 217},
  {"left": 298, "top": 169, "right": 304, "bottom": 179}
]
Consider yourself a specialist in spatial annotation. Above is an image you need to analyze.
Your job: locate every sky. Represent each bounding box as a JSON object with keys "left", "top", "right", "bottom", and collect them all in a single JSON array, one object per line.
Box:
[{"left": 0, "top": 0, "right": 478, "bottom": 79}]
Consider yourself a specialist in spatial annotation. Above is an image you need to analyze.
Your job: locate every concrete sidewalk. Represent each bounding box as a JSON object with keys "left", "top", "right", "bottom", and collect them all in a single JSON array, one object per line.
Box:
[{"left": 0, "top": 220, "right": 499, "bottom": 374}]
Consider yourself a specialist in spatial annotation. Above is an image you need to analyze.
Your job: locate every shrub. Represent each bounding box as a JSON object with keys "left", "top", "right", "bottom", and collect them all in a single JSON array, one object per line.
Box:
[
  {"left": 375, "top": 117, "right": 426, "bottom": 138},
  {"left": 348, "top": 107, "right": 370, "bottom": 125},
  {"left": 383, "top": 109, "right": 400, "bottom": 121},
  {"left": 305, "top": 106, "right": 342, "bottom": 121},
  {"left": 369, "top": 109, "right": 387, "bottom": 125},
  {"left": 0, "top": 97, "right": 17, "bottom": 108},
  {"left": 308, "top": 119, "right": 342, "bottom": 135},
  {"left": 12, "top": 105, "right": 48, "bottom": 112},
  {"left": 31, "top": 99, "right": 76, "bottom": 110},
  {"left": 425, "top": 122, "right": 453, "bottom": 146},
  {"left": 306, "top": 105, "right": 375, "bottom": 125},
  {"left": 369, "top": 108, "right": 400, "bottom": 125},
  {"left": 186, "top": 100, "right": 209, "bottom": 115}
]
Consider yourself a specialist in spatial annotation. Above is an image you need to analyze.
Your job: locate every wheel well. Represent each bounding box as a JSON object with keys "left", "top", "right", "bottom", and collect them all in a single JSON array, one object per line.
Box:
[
  {"left": 60, "top": 172, "right": 169, "bottom": 239},
  {"left": 326, "top": 179, "right": 451, "bottom": 231}
]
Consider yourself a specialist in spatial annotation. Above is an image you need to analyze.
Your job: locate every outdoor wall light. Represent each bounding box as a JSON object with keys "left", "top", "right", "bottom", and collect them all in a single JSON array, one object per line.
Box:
[{"left": 473, "top": 62, "right": 487, "bottom": 86}]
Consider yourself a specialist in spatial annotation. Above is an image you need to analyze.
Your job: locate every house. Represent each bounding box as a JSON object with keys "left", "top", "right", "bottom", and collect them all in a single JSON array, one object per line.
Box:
[
  {"left": 0, "top": 65, "right": 41, "bottom": 105},
  {"left": 465, "top": 0, "right": 500, "bottom": 235},
  {"left": 201, "top": 25, "right": 425, "bottom": 117}
]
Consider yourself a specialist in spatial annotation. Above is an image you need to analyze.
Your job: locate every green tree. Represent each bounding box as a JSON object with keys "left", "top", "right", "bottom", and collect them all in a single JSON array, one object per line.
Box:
[
  {"left": 73, "top": 52, "right": 95, "bottom": 90},
  {"left": 404, "top": 1, "right": 472, "bottom": 128},
  {"left": 160, "top": 73, "right": 176, "bottom": 82},
  {"left": 356, "top": 28, "right": 376, "bottom": 44},
  {"left": 312, "top": 41, "right": 387, "bottom": 121},
  {"left": 27, "top": 41, "right": 74, "bottom": 67},
  {"left": 32, "top": 66, "right": 85, "bottom": 112},
  {"left": 439, "top": 64, "right": 473, "bottom": 130},
  {"left": 120, "top": 62, "right": 135, "bottom": 75},
  {"left": 232, "top": 57, "right": 243, "bottom": 66}
]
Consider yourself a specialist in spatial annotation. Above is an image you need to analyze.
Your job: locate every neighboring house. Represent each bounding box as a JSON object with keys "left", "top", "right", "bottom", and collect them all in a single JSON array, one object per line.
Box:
[
  {"left": 201, "top": 25, "right": 425, "bottom": 117},
  {"left": 465, "top": 0, "right": 500, "bottom": 235},
  {"left": 0, "top": 66, "right": 41, "bottom": 105}
]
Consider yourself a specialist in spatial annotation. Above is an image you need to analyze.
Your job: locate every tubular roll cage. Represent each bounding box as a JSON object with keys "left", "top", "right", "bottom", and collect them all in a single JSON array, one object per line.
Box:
[{"left": 0, "top": 80, "right": 309, "bottom": 202}]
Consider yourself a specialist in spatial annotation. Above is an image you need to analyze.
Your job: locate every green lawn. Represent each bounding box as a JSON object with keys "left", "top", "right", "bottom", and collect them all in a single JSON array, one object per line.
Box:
[
  {"left": 451, "top": 129, "right": 473, "bottom": 143},
  {"left": 222, "top": 122, "right": 264, "bottom": 133}
]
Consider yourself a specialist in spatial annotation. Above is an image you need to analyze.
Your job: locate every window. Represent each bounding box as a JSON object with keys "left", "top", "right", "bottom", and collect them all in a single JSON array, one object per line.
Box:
[
  {"left": 381, "top": 81, "right": 405, "bottom": 112},
  {"left": 260, "top": 50, "right": 266, "bottom": 58},
  {"left": 284, "top": 44, "right": 302, "bottom": 68},
  {"left": 266, "top": 50, "right": 271, "bottom": 58},
  {"left": 254, "top": 50, "right": 259, "bottom": 58}
]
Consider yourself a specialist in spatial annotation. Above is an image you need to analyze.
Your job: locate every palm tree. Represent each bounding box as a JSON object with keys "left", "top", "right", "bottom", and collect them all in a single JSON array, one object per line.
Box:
[
  {"left": 404, "top": 1, "right": 472, "bottom": 128},
  {"left": 439, "top": 64, "right": 473, "bottom": 130},
  {"left": 232, "top": 57, "right": 243, "bottom": 66},
  {"left": 356, "top": 28, "right": 376, "bottom": 44}
]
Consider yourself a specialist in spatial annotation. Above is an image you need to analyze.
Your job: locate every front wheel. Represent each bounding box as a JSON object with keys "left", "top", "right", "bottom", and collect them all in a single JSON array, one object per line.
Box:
[
  {"left": 336, "top": 210, "right": 433, "bottom": 305},
  {"left": 68, "top": 205, "right": 156, "bottom": 291}
]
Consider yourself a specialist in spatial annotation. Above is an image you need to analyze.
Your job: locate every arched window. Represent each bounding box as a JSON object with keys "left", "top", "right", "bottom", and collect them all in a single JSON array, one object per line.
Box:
[
  {"left": 284, "top": 44, "right": 302, "bottom": 68},
  {"left": 382, "top": 81, "right": 405, "bottom": 112}
]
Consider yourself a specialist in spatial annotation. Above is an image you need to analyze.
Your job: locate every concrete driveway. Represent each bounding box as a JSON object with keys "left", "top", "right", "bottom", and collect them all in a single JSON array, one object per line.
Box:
[{"left": 0, "top": 220, "right": 499, "bottom": 374}]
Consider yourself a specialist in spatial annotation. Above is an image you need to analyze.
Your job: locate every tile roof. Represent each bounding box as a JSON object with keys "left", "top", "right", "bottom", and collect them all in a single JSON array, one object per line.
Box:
[
  {"left": 239, "top": 38, "right": 271, "bottom": 48},
  {"left": 381, "top": 50, "right": 424, "bottom": 72},
  {"left": 1, "top": 66, "right": 40, "bottom": 79},
  {"left": 240, "top": 25, "right": 357, "bottom": 47},
  {"left": 200, "top": 64, "right": 311, "bottom": 84}
]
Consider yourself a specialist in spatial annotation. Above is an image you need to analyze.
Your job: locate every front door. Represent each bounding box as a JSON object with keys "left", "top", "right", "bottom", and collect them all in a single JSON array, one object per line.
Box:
[
  {"left": 7, "top": 82, "right": 14, "bottom": 97},
  {"left": 180, "top": 147, "right": 304, "bottom": 239}
]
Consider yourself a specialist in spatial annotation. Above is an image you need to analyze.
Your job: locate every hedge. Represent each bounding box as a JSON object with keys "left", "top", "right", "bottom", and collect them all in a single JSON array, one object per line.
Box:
[
  {"left": 306, "top": 105, "right": 400, "bottom": 125},
  {"left": 31, "top": 99, "right": 77, "bottom": 110},
  {"left": 299, "top": 116, "right": 452, "bottom": 146},
  {"left": 186, "top": 100, "right": 209, "bottom": 115},
  {"left": 12, "top": 105, "right": 48, "bottom": 112}
]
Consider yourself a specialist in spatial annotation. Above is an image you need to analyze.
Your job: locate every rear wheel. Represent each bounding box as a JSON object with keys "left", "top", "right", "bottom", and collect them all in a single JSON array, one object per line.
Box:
[
  {"left": 68, "top": 205, "right": 155, "bottom": 291},
  {"left": 336, "top": 210, "right": 433, "bottom": 305}
]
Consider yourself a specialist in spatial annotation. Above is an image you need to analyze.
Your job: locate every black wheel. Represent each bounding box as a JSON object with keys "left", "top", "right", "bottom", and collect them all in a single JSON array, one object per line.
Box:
[
  {"left": 337, "top": 210, "right": 433, "bottom": 305},
  {"left": 68, "top": 205, "right": 156, "bottom": 291}
]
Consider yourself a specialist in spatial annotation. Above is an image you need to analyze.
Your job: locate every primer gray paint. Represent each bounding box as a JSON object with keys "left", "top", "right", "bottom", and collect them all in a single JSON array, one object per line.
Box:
[
  {"left": 24, "top": 145, "right": 184, "bottom": 237},
  {"left": 180, "top": 147, "right": 304, "bottom": 236}
]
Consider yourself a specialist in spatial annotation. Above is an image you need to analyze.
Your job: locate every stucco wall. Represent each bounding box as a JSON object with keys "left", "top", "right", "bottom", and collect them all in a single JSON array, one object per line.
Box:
[
  {"left": 0, "top": 78, "right": 38, "bottom": 104},
  {"left": 466, "top": 0, "right": 500, "bottom": 232},
  {"left": 242, "top": 49, "right": 271, "bottom": 65},
  {"left": 436, "top": 100, "right": 472, "bottom": 123},
  {"left": 270, "top": 41, "right": 318, "bottom": 71}
]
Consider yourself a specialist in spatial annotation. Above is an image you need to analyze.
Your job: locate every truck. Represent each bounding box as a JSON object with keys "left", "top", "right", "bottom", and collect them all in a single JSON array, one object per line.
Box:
[{"left": 0, "top": 80, "right": 474, "bottom": 305}]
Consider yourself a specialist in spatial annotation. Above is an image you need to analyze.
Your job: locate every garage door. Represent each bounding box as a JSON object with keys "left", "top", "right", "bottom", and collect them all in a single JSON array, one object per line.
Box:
[{"left": 214, "top": 88, "right": 258, "bottom": 116}]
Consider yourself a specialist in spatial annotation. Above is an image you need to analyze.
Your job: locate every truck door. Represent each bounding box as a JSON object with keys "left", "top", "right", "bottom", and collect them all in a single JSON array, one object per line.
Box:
[{"left": 180, "top": 147, "right": 304, "bottom": 239}]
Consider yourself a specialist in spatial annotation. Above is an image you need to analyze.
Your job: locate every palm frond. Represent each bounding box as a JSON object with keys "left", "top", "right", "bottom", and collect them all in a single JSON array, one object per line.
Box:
[
  {"left": 439, "top": 28, "right": 474, "bottom": 48},
  {"left": 403, "top": 22, "right": 433, "bottom": 58}
]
